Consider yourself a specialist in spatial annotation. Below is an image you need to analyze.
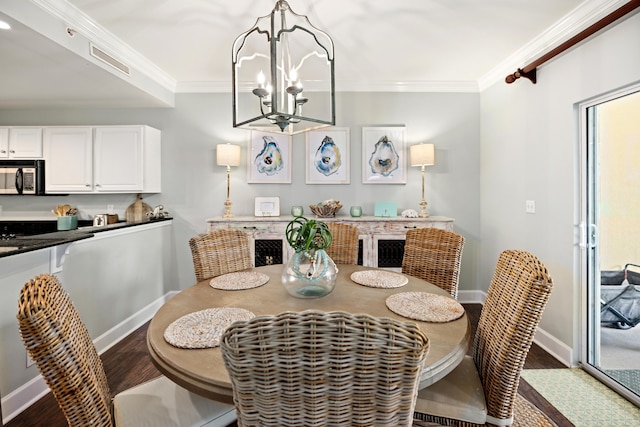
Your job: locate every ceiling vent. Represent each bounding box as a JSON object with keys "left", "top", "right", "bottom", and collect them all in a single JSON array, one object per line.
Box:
[{"left": 90, "top": 43, "right": 131, "bottom": 76}]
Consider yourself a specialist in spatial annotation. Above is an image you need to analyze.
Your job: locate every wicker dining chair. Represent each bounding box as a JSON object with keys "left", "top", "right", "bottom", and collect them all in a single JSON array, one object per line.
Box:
[
  {"left": 17, "top": 273, "right": 236, "bottom": 427},
  {"left": 401, "top": 227, "right": 465, "bottom": 299},
  {"left": 220, "top": 310, "right": 430, "bottom": 427},
  {"left": 412, "top": 249, "right": 554, "bottom": 427},
  {"left": 189, "top": 229, "right": 252, "bottom": 281},
  {"left": 325, "top": 222, "right": 359, "bottom": 264}
]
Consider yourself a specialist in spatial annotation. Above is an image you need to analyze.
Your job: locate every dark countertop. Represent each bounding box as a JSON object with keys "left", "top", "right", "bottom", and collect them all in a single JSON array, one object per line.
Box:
[{"left": 0, "top": 217, "right": 172, "bottom": 258}]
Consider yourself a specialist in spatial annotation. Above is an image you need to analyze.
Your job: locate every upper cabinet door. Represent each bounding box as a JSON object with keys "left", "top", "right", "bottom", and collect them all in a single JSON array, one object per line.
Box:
[
  {"left": 94, "top": 126, "right": 144, "bottom": 192},
  {"left": 44, "top": 127, "right": 93, "bottom": 193},
  {"left": 0, "top": 128, "right": 8, "bottom": 158},
  {"left": 7, "top": 128, "right": 43, "bottom": 158}
]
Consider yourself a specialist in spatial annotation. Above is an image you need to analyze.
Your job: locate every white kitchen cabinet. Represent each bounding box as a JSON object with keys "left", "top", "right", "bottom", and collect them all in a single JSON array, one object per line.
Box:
[
  {"left": 0, "top": 128, "right": 7, "bottom": 158},
  {"left": 43, "top": 125, "right": 161, "bottom": 194},
  {"left": 44, "top": 127, "right": 93, "bottom": 192},
  {"left": 0, "top": 127, "right": 43, "bottom": 158},
  {"left": 94, "top": 126, "right": 161, "bottom": 193}
]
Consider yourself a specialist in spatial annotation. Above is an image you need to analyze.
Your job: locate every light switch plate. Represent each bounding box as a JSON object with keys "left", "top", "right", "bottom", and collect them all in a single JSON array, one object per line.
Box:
[{"left": 526, "top": 200, "right": 536, "bottom": 213}]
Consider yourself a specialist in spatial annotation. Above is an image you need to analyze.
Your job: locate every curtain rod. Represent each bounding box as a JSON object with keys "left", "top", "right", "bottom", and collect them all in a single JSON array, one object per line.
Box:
[{"left": 506, "top": 0, "right": 640, "bottom": 84}]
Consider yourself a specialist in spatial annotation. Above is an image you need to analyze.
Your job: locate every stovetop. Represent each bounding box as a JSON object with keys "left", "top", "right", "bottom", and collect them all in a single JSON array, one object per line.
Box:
[{"left": 0, "top": 220, "right": 57, "bottom": 237}]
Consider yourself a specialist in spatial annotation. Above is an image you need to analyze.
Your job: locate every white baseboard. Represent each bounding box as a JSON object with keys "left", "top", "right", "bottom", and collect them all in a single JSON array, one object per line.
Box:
[
  {"left": 532, "top": 325, "right": 574, "bottom": 367},
  {"left": 457, "top": 289, "right": 486, "bottom": 305},
  {"left": 1, "top": 291, "right": 178, "bottom": 425}
]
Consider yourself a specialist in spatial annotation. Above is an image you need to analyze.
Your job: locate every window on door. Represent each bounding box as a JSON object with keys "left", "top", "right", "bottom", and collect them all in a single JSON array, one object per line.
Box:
[{"left": 580, "top": 87, "right": 640, "bottom": 408}]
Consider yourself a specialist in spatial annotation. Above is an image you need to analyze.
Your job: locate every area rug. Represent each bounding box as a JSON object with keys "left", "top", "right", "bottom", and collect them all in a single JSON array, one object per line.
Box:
[
  {"left": 512, "top": 393, "right": 557, "bottom": 427},
  {"left": 413, "top": 393, "right": 555, "bottom": 427},
  {"left": 521, "top": 368, "right": 640, "bottom": 426}
]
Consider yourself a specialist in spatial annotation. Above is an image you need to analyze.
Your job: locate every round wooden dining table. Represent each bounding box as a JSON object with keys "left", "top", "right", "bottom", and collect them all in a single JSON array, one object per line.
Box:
[{"left": 147, "top": 264, "right": 470, "bottom": 403}]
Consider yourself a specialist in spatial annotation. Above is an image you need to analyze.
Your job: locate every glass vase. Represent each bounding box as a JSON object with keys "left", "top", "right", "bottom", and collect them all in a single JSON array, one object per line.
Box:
[{"left": 282, "top": 249, "right": 338, "bottom": 298}]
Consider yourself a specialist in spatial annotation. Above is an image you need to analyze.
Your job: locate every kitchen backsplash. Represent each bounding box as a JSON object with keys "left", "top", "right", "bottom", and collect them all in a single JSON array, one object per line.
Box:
[{"left": 0, "top": 193, "right": 163, "bottom": 221}]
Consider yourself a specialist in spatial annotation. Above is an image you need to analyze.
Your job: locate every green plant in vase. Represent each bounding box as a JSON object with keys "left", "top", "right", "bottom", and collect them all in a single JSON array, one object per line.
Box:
[{"left": 283, "top": 216, "right": 337, "bottom": 298}]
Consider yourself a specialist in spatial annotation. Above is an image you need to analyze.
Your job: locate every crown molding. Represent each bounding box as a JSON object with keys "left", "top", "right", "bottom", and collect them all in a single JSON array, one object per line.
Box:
[
  {"left": 478, "top": 0, "right": 632, "bottom": 91},
  {"left": 26, "top": 0, "right": 635, "bottom": 97},
  {"left": 32, "top": 0, "right": 177, "bottom": 92}
]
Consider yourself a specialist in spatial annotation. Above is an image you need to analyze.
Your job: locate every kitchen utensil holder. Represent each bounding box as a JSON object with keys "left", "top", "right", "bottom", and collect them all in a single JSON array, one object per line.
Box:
[{"left": 57, "top": 215, "right": 78, "bottom": 231}]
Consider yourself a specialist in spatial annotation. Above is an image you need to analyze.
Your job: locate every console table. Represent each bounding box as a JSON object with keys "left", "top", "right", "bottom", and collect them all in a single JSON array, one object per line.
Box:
[{"left": 207, "top": 216, "right": 454, "bottom": 271}]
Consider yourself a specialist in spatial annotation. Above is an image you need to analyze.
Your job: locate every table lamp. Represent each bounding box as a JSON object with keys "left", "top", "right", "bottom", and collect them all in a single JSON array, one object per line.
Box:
[
  {"left": 216, "top": 143, "right": 241, "bottom": 218},
  {"left": 410, "top": 143, "right": 435, "bottom": 218}
]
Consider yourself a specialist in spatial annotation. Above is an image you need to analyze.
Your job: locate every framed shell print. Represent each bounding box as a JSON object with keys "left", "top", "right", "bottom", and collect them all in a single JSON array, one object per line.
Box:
[
  {"left": 248, "top": 131, "right": 292, "bottom": 183},
  {"left": 362, "top": 126, "right": 406, "bottom": 184},
  {"left": 305, "top": 127, "right": 350, "bottom": 184}
]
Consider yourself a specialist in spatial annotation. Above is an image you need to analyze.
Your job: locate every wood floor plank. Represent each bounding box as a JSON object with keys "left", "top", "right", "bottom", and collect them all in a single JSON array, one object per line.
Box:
[{"left": 5, "top": 304, "right": 571, "bottom": 426}]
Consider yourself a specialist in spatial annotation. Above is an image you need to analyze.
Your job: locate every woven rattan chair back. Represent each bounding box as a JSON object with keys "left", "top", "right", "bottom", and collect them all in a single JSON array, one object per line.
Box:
[
  {"left": 474, "top": 250, "right": 553, "bottom": 424},
  {"left": 17, "top": 274, "right": 113, "bottom": 426},
  {"left": 401, "top": 227, "right": 465, "bottom": 299},
  {"left": 189, "top": 229, "right": 252, "bottom": 281},
  {"left": 325, "top": 222, "right": 359, "bottom": 265},
  {"left": 221, "top": 310, "right": 430, "bottom": 427}
]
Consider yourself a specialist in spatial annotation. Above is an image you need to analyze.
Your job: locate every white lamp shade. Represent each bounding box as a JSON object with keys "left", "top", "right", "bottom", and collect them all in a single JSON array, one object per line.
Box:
[
  {"left": 410, "top": 143, "right": 435, "bottom": 166},
  {"left": 216, "top": 144, "right": 241, "bottom": 167}
]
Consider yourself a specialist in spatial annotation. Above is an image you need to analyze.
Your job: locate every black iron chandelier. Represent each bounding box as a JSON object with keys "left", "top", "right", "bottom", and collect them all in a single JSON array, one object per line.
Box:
[{"left": 232, "top": 0, "right": 335, "bottom": 134}]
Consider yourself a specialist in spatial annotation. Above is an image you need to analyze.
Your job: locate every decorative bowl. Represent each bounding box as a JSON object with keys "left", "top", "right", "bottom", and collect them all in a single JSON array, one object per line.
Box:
[{"left": 309, "top": 202, "right": 342, "bottom": 218}]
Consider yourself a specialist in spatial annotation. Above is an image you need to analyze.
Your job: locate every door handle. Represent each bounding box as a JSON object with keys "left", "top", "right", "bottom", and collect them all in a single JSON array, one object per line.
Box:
[
  {"left": 579, "top": 222, "right": 598, "bottom": 249},
  {"left": 589, "top": 223, "right": 598, "bottom": 249}
]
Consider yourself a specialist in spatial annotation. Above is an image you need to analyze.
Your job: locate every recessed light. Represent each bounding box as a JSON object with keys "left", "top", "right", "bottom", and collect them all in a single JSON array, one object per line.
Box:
[{"left": 0, "top": 20, "right": 11, "bottom": 30}]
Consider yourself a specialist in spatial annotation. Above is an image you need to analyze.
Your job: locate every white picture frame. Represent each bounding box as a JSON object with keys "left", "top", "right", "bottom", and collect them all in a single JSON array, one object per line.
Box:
[
  {"left": 305, "top": 127, "right": 350, "bottom": 184},
  {"left": 254, "top": 197, "right": 280, "bottom": 217},
  {"left": 248, "top": 131, "right": 292, "bottom": 183},
  {"left": 362, "top": 126, "right": 407, "bottom": 184}
]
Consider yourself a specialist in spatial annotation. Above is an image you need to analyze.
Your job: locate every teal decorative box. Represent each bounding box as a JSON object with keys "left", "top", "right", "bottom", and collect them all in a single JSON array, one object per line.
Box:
[{"left": 374, "top": 202, "right": 397, "bottom": 217}]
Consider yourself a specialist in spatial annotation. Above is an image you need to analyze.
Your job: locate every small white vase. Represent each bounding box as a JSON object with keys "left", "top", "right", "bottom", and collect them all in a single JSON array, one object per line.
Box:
[{"left": 281, "top": 249, "right": 338, "bottom": 298}]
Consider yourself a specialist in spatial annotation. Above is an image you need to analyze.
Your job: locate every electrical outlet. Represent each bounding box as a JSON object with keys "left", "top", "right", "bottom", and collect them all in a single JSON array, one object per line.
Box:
[
  {"left": 525, "top": 200, "right": 536, "bottom": 214},
  {"left": 26, "top": 352, "right": 35, "bottom": 368},
  {"left": 107, "top": 204, "right": 114, "bottom": 214}
]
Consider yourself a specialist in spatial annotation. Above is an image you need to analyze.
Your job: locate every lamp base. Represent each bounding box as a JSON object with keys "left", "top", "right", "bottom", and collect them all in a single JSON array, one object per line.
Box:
[
  {"left": 418, "top": 199, "right": 429, "bottom": 218},
  {"left": 223, "top": 199, "right": 234, "bottom": 219}
]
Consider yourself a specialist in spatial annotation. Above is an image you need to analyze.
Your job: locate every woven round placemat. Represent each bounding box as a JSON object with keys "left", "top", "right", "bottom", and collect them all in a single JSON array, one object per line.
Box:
[
  {"left": 350, "top": 270, "right": 409, "bottom": 288},
  {"left": 164, "top": 307, "right": 255, "bottom": 349},
  {"left": 385, "top": 292, "right": 464, "bottom": 322},
  {"left": 209, "top": 271, "right": 270, "bottom": 290}
]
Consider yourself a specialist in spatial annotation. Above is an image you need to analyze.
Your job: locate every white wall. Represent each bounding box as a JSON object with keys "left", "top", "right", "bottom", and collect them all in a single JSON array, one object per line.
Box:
[
  {"left": 0, "top": 91, "right": 481, "bottom": 293},
  {"left": 480, "top": 12, "right": 640, "bottom": 357}
]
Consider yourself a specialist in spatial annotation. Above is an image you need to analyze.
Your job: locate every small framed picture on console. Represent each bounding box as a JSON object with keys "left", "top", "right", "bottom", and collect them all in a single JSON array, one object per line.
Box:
[{"left": 254, "top": 197, "right": 280, "bottom": 217}]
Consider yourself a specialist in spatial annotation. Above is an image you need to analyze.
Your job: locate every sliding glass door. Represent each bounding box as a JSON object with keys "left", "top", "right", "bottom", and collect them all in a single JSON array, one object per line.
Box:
[{"left": 580, "top": 87, "right": 640, "bottom": 408}]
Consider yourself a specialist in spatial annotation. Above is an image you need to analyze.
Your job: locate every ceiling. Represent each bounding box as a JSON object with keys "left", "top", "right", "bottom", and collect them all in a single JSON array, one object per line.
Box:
[{"left": 0, "top": 0, "right": 629, "bottom": 109}]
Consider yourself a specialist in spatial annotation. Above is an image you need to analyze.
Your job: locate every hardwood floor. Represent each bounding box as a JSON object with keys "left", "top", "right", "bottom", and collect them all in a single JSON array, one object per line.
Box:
[{"left": 5, "top": 304, "right": 573, "bottom": 426}]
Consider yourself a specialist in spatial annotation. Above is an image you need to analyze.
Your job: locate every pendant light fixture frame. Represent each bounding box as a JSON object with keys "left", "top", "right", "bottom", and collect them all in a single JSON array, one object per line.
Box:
[{"left": 232, "top": 0, "right": 335, "bottom": 134}]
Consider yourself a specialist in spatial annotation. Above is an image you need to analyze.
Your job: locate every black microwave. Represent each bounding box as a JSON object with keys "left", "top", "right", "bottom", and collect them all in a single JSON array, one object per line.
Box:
[{"left": 0, "top": 160, "right": 45, "bottom": 195}]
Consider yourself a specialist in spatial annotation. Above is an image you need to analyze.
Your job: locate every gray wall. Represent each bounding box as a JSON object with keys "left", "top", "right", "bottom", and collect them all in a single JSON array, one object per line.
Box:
[
  {"left": 0, "top": 91, "right": 481, "bottom": 293},
  {"left": 480, "top": 12, "right": 640, "bottom": 356}
]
